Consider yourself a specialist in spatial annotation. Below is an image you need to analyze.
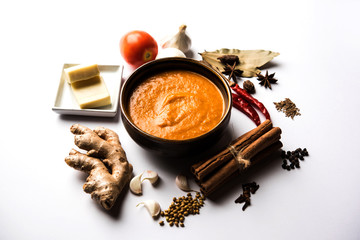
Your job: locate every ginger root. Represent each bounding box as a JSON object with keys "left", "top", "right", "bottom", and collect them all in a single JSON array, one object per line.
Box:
[{"left": 65, "top": 124, "right": 133, "bottom": 210}]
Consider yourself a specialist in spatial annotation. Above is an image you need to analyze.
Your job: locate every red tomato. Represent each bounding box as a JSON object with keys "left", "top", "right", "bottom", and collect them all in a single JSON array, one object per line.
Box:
[{"left": 120, "top": 30, "right": 158, "bottom": 68}]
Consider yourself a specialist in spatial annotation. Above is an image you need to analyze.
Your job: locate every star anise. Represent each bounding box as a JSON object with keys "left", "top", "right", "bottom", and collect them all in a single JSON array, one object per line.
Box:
[
  {"left": 256, "top": 70, "right": 277, "bottom": 89},
  {"left": 222, "top": 63, "right": 243, "bottom": 82}
]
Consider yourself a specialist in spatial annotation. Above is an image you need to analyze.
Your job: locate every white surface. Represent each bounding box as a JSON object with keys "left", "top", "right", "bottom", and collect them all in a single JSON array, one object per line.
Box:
[
  {"left": 1, "top": 0, "right": 360, "bottom": 240},
  {"left": 52, "top": 64, "right": 123, "bottom": 117}
]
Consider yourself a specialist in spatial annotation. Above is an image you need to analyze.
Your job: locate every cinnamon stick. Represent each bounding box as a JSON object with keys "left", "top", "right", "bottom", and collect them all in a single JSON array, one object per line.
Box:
[
  {"left": 200, "top": 140, "right": 283, "bottom": 196},
  {"left": 251, "top": 141, "right": 283, "bottom": 166},
  {"left": 242, "top": 127, "right": 282, "bottom": 160},
  {"left": 191, "top": 120, "right": 282, "bottom": 196},
  {"left": 191, "top": 120, "right": 273, "bottom": 181}
]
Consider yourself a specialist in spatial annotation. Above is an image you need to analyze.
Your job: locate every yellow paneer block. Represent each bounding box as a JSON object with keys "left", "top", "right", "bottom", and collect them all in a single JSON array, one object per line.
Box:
[
  {"left": 71, "top": 75, "right": 111, "bottom": 109},
  {"left": 64, "top": 64, "right": 100, "bottom": 83}
]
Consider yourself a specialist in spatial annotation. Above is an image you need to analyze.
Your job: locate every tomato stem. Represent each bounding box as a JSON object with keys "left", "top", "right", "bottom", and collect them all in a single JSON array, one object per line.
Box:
[{"left": 144, "top": 51, "right": 152, "bottom": 61}]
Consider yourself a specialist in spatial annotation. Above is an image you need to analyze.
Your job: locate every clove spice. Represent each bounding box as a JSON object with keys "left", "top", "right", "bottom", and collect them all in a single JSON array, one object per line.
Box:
[{"left": 235, "top": 182, "right": 260, "bottom": 211}]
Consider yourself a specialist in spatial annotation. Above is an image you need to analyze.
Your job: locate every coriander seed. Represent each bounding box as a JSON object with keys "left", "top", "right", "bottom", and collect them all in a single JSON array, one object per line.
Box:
[{"left": 160, "top": 192, "right": 205, "bottom": 228}]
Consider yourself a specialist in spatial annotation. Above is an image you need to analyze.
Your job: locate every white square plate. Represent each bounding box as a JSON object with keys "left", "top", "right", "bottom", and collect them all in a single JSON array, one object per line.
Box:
[{"left": 52, "top": 64, "right": 123, "bottom": 117}]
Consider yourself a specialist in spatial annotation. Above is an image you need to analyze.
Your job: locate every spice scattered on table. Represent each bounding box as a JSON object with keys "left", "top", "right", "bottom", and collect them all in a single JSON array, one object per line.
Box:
[
  {"left": 281, "top": 148, "right": 309, "bottom": 170},
  {"left": 160, "top": 192, "right": 205, "bottom": 227},
  {"left": 130, "top": 172, "right": 144, "bottom": 195},
  {"left": 203, "top": 52, "right": 272, "bottom": 125},
  {"left": 218, "top": 55, "right": 242, "bottom": 82},
  {"left": 222, "top": 63, "right": 243, "bottom": 82},
  {"left": 274, "top": 98, "right": 301, "bottom": 119},
  {"left": 130, "top": 170, "right": 159, "bottom": 195},
  {"left": 175, "top": 174, "right": 194, "bottom": 192},
  {"left": 225, "top": 65, "right": 271, "bottom": 125},
  {"left": 231, "top": 83, "right": 271, "bottom": 122},
  {"left": 232, "top": 93, "right": 260, "bottom": 126},
  {"left": 235, "top": 182, "right": 260, "bottom": 211},
  {"left": 256, "top": 70, "right": 277, "bottom": 89},
  {"left": 199, "top": 48, "right": 280, "bottom": 77},
  {"left": 243, "top": 80, "right": 255, "bottom": 94},
  {"left": 161, "top": 24, "right": 192, "bottom": 53},
  {"left": 191, "top": 120, "right": 282, "bottom": 196},
  {"left": 217, "top": 54, "right": 240, "bottom": 66},
  {"left": 137, "top": 200, "right": 161, "bottom": 218},
  {"left": 64, "top": 124, "right": 133, "bottom": 210}
]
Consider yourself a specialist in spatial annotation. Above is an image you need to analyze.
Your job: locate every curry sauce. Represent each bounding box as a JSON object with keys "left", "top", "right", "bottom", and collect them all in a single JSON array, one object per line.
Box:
[{"left": 129, "top": 70, "right": 224, "bottom": 140}]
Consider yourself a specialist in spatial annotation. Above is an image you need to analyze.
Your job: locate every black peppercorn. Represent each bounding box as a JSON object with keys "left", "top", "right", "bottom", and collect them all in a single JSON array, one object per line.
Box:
[
  {"left": 281, "top": 147, "right": 309, "bottom": 171},
  {"left": 302, "top": 148, "right": 309, "bottom": 156}
]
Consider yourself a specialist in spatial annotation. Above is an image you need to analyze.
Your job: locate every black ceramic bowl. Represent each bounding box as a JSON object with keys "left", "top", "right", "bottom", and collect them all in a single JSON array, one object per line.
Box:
[{"left": 120, "top": 57, "right": 232, "bottom": 156}]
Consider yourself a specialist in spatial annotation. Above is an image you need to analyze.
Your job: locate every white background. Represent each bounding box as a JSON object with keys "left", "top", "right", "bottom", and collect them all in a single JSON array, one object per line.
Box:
[{"left": 1, "top": 0, "right": 360, "bottom": 239}]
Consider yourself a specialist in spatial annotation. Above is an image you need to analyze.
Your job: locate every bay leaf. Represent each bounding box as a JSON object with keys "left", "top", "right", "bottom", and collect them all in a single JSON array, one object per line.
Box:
[{"left": 199, "top": 48, "right": 280, "bottom": 77}]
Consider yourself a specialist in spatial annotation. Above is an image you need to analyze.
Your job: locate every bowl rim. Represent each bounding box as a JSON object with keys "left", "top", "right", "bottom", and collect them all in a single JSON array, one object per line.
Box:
[{"left": 120, "top": 57, "right": 232, "bottom": 143}]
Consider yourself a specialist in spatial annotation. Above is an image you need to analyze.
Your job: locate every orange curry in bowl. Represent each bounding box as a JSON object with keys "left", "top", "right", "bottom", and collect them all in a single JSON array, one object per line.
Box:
[{"left": 129, "top": 70, "right": 225, "bottom": 140}]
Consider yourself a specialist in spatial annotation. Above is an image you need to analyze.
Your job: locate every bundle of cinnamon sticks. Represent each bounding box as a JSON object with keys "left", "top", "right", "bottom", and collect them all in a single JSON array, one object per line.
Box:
[{"left": 191, "top": 120, "right": 282, "bottom": 196}]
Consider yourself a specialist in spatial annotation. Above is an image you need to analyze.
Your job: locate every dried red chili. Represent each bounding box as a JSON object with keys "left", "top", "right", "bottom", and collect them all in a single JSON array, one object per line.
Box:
[
  {"left": 232, "top": 93, "right": 260, "bottom": 126},
  {"left": 231, "top": 84, "right": 271, "bottom": 120},
  {"left": 216, "top": 59, "right": 271, "bottom": 124}
]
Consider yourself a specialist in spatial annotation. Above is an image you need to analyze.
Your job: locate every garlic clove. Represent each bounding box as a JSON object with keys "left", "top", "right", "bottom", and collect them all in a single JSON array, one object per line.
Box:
[
  {"left": 161, "top": 25, "right": 192, "bottom": 53},
  {"left": 129, "top": 172, "right": 144, "bottom": 195},
  {"left": 156, "top": 47, "right": 186, "bottom": 59},
  {"left": 141, "top": 170, "right": 159, "bottom": 184},
  {"left": 175, "top": 174, "right": 193, "bottom": 192},
  {"left": 136, "top": 200, "right": 161, "bottom": 217}
]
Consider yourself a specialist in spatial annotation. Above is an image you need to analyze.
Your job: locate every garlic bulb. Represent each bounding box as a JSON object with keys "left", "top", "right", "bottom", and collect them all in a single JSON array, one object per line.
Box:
[
  {"left": 129, "top": 172, "right": 144, "bottom": 195},
  {"left": 161, "top": 25, "right": 191, "bottom": 53},
  {"left": 137, "top": 200, "right": 161, "bottom": 217},
  {"left": 156, "top": 48, "right": 186, "bottom": 59},
  {"left": 175, "top": 174, "right": 194, "bottom": 192},
  {"left": 141, "top": 170, "right": 159, "bottom": 184}
]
